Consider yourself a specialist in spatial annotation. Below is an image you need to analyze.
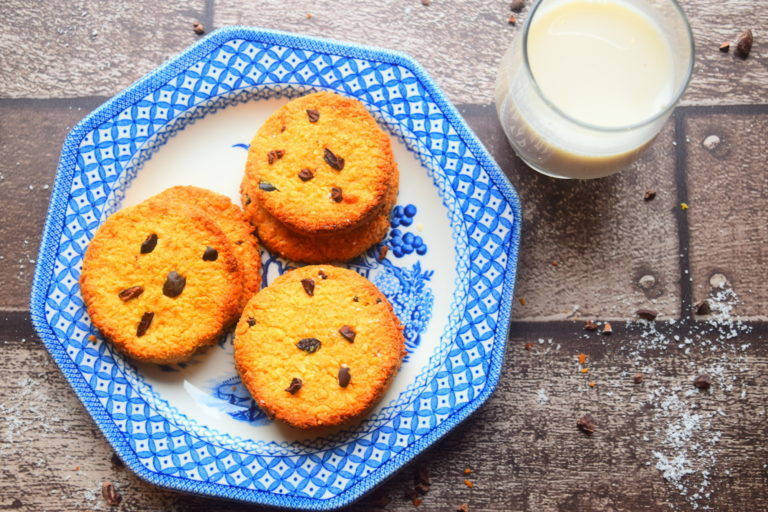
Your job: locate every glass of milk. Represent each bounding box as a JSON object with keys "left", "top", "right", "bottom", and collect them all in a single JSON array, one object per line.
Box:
[{"left": 495, "top": 0, "right": 694, "bottom": 179}]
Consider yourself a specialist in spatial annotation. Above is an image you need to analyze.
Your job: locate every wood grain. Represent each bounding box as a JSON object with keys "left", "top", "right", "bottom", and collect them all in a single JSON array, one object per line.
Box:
[
  {"left": 684, "top": 107, "right": 768, "bottom": 319},
  {"left": 3, "top": 317, "right": 767, "bottom": 511}
]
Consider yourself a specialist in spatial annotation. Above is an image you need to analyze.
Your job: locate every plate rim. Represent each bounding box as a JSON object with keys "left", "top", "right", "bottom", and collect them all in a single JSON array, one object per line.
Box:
[{"left": 30, "top": 25, "right": 522, "bottom": 510}]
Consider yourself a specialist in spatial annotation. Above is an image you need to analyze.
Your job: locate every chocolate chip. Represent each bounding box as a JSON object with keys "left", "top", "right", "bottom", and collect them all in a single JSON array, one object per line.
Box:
[
  {"left": 735, "top": 29, "right": 753, "bottom": 58},
  {"left": 267, "top": 149, "right": 285, "bottom": 164},
  {"left": 694, "top": 374, "right": 712, "bottom": 390},
  {"left": 101, "top": 481, "right": 122, "bottom": 507},
  {"left": 633, "top": 373, "right": 645, "bottom": 384},
  {"left": 375, "top": 298, "right": 382, "bottom": 304},
  {"left": 140, "top": 233, "right": 158, "bottom": 254},
  {"left": 301, "top": 278, "right": 315, "bottom": 296},
  {"left": 330, "top": 187, "right": 343, "bottom": 202},
  {"left": 285, "top": 377, "right": 302, "bottom": 394},
  {"left": 259, "top": 180, "right": 279, "bottom": 191},
  {"left": 247, "top": 316, "right": 256, "bottom": 327},
  {"left": 296, "top": 168, "right": 314, "bottom": 182},
  {"left": 636, "top": 309, "right": 658, "bottom": 321},
  {"left": 339, "top": 325, "right": 356, "bottom": 342},
  {"left": 695, "top": 299, "right": 711, "bottom": 315},
  {"left": 509, "top": 0, "right": 525, "bottom": 11},
  {"left": 244, "top": 194, "right": 252, "bottom": 205},
  {"left": 324, "top": 148, "right": 345, "bottom": 171},
  {"left": 378, "top": 245, "right": 388, "bottom": 261},
  {"left": 202, "top": 246, "right": 218, "bottom": 261},
  {"left": 338, "top": 366, "right": 351, "bottom": 387},
  {"left": 644, "top": 190, "right": 656, "bottom": 201},
  {"left": 296, "top": 337, "right": 322, "bottom": 353},
  {"left": 136, "top": 312, "right": 154, "bottom": 337},
  {"left": 306, "top": 109, "right": 320, "bottom": 123},
  {"left": 584, "top": 320, "right": 598, "bottom": 331},
  {"left": 235, "top": 240, "right": 244, "bottom": 245},
  {"left": 352, "top": 296, "right": 359, "bottom": 302},
  {"left": 163, "top": 271, "right": 186, "bottom": 298},
  {"left": 576, "top": 413, "right": 596, "bottom": 434},
  {"left": 118, "top": 286, "right": 144, "bottom": 302},
  {"left": 318, "top": 270, "right": 328, "bottom": 279}
]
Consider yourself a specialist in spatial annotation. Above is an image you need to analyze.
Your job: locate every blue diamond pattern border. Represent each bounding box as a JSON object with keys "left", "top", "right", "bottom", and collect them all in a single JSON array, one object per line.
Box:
[{"left": 30, "top": 27, "right": 522, "bottom": 510}]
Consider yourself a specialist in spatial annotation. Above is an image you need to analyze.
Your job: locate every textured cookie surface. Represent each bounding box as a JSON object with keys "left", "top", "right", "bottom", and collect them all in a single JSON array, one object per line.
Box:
[
  {"left": 148, "top": 186, "right": 261, "bottom": 308},
  {"left": 245, "top": 91, "right": 395, "bottom": 235},
  {"left": 242, "top": 163, "right": 398, "bottom": 263},
  {"left": 234, "top": 266, "right": 405, "bottom": 429},
  {"left": 80, "top": 203, "right": 243, "bottom": 364}
]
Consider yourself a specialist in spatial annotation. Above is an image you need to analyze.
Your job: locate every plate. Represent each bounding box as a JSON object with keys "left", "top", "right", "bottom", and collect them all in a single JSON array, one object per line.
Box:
[{"left": 30, "top": 27, "right": 521, "bottom": 509}]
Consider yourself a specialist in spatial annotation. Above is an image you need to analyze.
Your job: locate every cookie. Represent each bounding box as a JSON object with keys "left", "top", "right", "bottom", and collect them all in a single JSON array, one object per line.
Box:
[
  {"left": 147, "top": 186, "right": 261, "bottom": 308},
  {"left": 242, "top": 163, "right": 398, "bottom": 263},
  {"left": 244, "top": 91, "right": 395, "bottom": 235},
  {"left": 80, "top": 202, "right": 243, "bottom": 364},
  {"left": 234, "top": 266, "right": 405, "bottom": 429}
]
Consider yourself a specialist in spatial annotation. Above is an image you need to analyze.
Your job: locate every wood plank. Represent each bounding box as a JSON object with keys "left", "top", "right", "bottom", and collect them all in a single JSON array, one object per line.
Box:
[
  {"left": 0, "top": 0, "right": 209, "bottom": 98},
  {"left": 4, "top": 315, "right": 767, "bottom": 511},
  {"left": 684, "top": 107, "right": 768, "bottom": 319},
  {"left": 0, "top": 98, "right": 105, "bottom": 309}
]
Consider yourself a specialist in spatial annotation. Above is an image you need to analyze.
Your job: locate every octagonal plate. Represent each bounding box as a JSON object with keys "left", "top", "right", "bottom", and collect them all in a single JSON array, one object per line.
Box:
[{"left": 30, "top": 27, "right": 521, "bottom": 509}]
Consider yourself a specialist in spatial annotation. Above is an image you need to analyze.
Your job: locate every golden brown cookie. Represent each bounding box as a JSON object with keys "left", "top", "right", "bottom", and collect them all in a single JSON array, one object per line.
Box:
[
  {"left": 242, "top": 163, "right": 398, "bottom": 263},
  {"left": 234, "top": 266, "right": 405, "bottom": 429},
  {"left": 80, "top": 202, "right": 243, "bottom": 364},
  {"left": 244, "top": 91, "right": 395, "bottom": 235},
  {"left": 147, "top": 186, "right": 261, "bottom": 308}
]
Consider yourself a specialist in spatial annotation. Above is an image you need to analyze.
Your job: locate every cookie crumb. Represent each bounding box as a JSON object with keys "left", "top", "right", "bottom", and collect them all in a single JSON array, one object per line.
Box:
[
  {"left": 576, "top": 414, "right": 596, "bottom": 434},
  {"left": 694, "top": 299, "right": 711, "bottom": 315},
  {"left": 192, "top": 21, "right": 205, "bottom": 35},
  {"left": 507, "top": 15, "right": 517, "bottom": 24},
  {"left": 636, "top": 308, "right": 658, "bottom": 321},
  {"left": 101, "top": 481, "right": 122, "bottom": 507},
  {"left": 643, "top": 190, "right": 656, "bottom": 201},
  {"left": 735, "top": 29, "right": 753, "bottom": 58},
  {"left": 584, "top": 320, "right": 598, "bottom": 331},
  {"left": 633, "top": 373, "right": 645, "bottom": 384},
  {"left": 577, "top": 353, "right": 588, "bottom": 364},
  {"left": 457, "top": 504, "right": 470, "bottom": 512},
  {"left": 510, "top": 0, "right": 525, "bottom": 11},
  {"left": 693, "top": 374, "right": 712, "bottom": 390},
  {"left": 719, "top": 41, "right": 730, "bottom": 52},
  {"left": 463, "top": 467, "right": 472, "bottom": 475},
  {"left": 463, "top": 479, "right": 474, "bottom": 488},
  {"left": 601, "top": 322, "right": 612, "bottom": 335}
]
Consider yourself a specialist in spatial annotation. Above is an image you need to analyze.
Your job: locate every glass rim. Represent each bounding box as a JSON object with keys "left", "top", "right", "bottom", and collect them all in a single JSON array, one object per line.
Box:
[{"left": 521, "top": 0, "right": 695, "bottom": 133}]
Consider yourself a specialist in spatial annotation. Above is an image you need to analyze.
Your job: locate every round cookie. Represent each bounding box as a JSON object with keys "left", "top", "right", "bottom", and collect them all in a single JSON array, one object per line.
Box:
[
  {"left": 234, "top": 266, "right": 405, "bottom": 429},
  {"left": 242, "top": 164, "right": 398, "bottom": 263},
  {"left": 245, "top": 91, "right": 395, "bottom": 235},
  {"left": 148, "top": 186, "right": 261, "bottom": 308},
  {"left": 80, "top": 202, "right": 243, "bottom": 364}
]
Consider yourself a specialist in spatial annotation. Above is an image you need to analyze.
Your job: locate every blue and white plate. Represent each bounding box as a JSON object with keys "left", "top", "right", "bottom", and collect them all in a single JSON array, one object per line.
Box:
[{"left": 31, "top": 27, "right": 521, "bottom": 509}]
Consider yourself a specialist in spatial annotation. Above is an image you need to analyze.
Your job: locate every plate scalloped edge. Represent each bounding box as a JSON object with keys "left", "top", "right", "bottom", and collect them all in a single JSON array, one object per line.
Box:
[{"left": 30, "top": 26, "right": 522, "bottom": 510}]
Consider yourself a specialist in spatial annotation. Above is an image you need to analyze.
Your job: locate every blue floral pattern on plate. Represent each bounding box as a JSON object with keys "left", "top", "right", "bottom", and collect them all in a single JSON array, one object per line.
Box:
[{"left": 30, "top": 27, "right": 522, "bottom": 510}]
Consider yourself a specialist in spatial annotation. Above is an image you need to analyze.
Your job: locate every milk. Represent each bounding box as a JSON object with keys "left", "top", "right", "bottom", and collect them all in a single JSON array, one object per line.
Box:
[{"left": 495, "top": 0, "right": 692, "bottom": 179}]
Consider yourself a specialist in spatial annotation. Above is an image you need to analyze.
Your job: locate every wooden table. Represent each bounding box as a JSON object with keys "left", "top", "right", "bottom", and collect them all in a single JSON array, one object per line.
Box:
[{"left": 1, "top": 1, "right": 766, "bottom": 510}]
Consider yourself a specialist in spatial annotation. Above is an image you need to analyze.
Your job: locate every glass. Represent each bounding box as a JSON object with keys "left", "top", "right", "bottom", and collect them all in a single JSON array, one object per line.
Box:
[{"left": 495, "top": 0, "right": 694, "bottom": 179}]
